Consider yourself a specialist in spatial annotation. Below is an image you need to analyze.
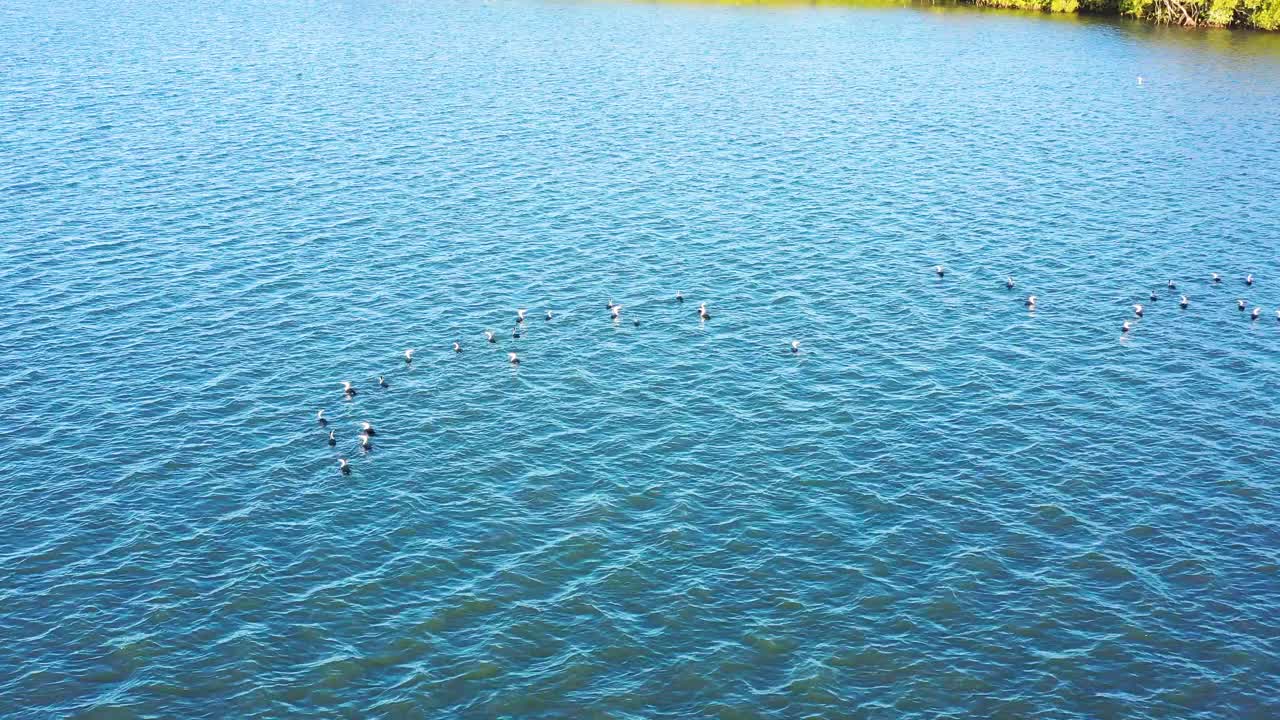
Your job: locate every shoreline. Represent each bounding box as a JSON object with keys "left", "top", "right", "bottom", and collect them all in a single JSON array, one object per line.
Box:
[
  {"left": 644, "top": 0, "right": 1280, "bottom": 30},
  {"left": 970, "top": 0, "right": 1279, "bottom": 31}
]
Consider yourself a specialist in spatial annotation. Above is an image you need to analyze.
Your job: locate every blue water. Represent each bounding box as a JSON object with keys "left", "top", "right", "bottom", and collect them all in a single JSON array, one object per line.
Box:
[{"left": 3, "top": 0, "right": 1280, "bottom": 717}]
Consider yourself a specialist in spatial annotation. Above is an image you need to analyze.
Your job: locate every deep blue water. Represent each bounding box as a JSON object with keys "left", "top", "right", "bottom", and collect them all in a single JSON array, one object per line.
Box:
[{"left": 3, "top": 0, "right": 1280, "bottom": 717}]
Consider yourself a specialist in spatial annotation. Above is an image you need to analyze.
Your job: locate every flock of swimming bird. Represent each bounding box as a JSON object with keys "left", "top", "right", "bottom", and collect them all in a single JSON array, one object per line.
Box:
[
  {"left": 318, "top": 272, "right": 1275, "bottom": 475},
  {"left": 943, "top": 266, "right": 1276, "bottom": 335},
  {"left": 1113, "top": 271, "right": 1275, "bottom": 334},
  {"left": 318, "top": 292, "right": 716, "bottom": 475}
]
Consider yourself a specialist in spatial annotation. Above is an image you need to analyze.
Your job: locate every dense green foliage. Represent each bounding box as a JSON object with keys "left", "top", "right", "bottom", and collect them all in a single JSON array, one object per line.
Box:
[
  {"left": 691, "top": 0, "right": 1280, "bottom": 29},
  {"left": 972, "top": 0, "right": 1280, "bottom": 29}
]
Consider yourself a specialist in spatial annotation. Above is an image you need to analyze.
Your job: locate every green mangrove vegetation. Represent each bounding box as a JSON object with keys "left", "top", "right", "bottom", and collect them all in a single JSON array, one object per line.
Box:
[
  {"left": 972, "top": 0, "right": 1280, "bottom": 31},
  {"left": 659, "top": 0, "right": 1280, "bottom": 29}
]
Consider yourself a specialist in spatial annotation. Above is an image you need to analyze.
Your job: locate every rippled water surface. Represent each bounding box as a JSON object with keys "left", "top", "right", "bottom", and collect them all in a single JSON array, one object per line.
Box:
[{"left": 3, "top": 0, "right": 1280, "bottom": 717}]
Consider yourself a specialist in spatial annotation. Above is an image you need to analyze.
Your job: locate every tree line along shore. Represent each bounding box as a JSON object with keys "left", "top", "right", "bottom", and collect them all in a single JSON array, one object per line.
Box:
[
  {"left": 971, "top": 0, "right": 1279, "bottom": 31},
  {"left": 703, "top": 0, "right": 1279, "bottom": 30}
]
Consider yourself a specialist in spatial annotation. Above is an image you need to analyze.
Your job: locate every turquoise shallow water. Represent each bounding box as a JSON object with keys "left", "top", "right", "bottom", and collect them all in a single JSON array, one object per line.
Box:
[{"left": 3, "top": 0, "right": 1280, "bottom": 717}]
